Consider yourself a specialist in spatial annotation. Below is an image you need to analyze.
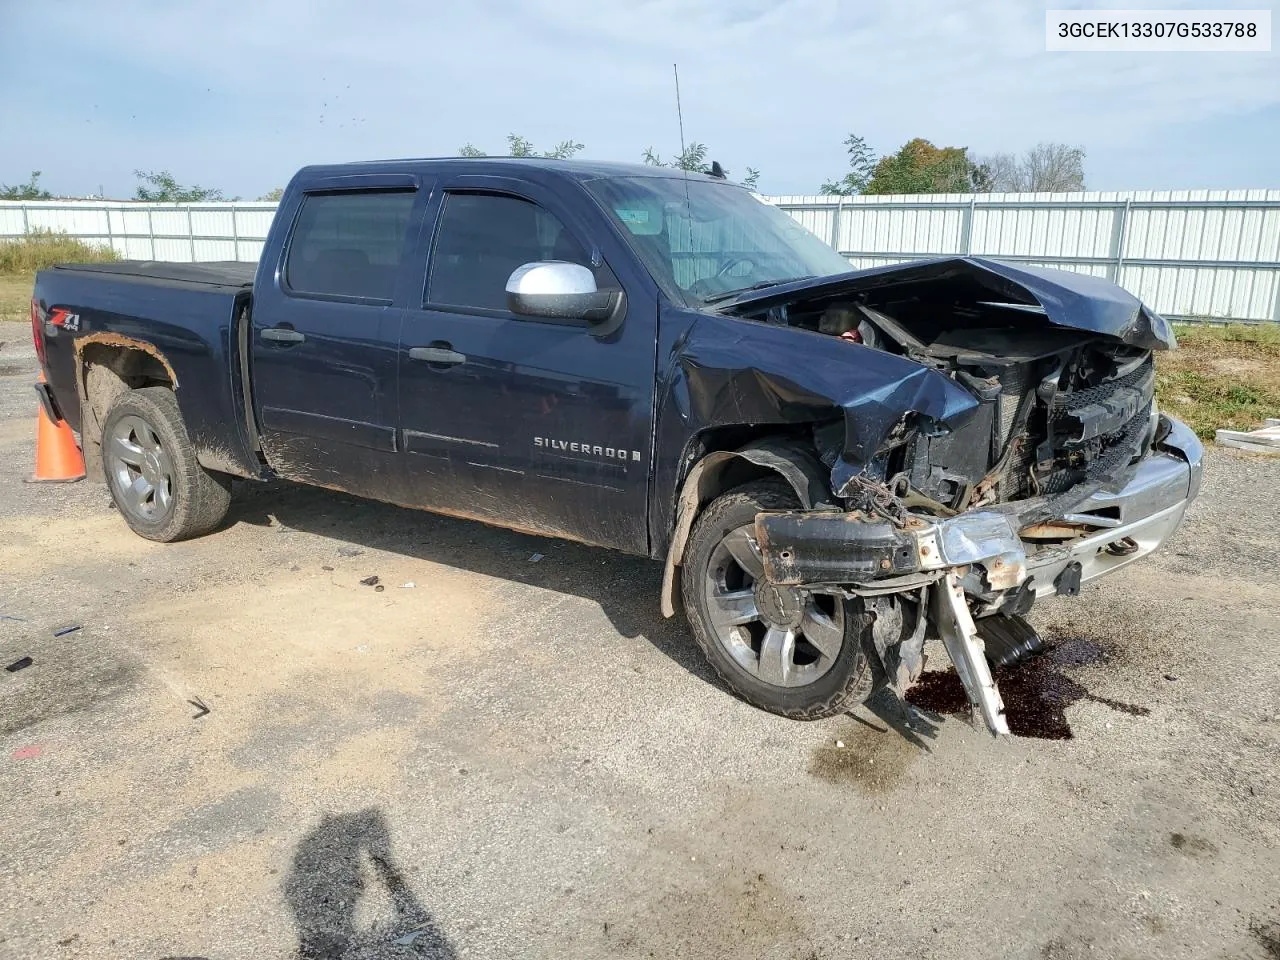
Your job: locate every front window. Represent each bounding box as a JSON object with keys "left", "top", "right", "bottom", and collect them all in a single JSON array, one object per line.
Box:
[
  {"left": 585, "top": 177, "right": 853, "bottom": 305},
  {"left": 427, "top": 192, "right": 612, "bottom": 313}
]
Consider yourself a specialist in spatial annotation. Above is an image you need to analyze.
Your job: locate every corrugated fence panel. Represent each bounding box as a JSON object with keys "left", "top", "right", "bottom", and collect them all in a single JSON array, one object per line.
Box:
[
  {"left": 770, "top": 189, "right": 1280, "bottom": 322},
  {"left": 4, "top": 193, "right": 1280, "bottom": 321}
]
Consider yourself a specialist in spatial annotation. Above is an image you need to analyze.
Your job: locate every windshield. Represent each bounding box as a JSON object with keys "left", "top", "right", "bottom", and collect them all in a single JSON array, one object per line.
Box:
[{"left": 584, "top": 176, "right": 854, "bottom": 306}]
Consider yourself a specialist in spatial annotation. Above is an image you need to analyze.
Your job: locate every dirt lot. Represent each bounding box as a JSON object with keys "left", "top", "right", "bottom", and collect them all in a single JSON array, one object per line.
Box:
[{"left": 1, "top": 318, "right": 1278, "bottom": 960}]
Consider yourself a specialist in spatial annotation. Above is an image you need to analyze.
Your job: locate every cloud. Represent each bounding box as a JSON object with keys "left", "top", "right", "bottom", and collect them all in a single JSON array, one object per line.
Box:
[{"left": 1, "top": 0, "right": 1276, "bottom": 196}]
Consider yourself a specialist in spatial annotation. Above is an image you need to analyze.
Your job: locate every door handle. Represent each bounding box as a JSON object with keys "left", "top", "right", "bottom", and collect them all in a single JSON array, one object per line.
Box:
[
  {"left": 261, "top": 327, "right": 306, "bottom": 344},
  {"left": 409, "top": 346, "right": 466, "bottom": 365}
]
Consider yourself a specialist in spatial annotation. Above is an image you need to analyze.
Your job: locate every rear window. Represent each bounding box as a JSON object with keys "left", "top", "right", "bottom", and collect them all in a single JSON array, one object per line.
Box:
[{"left": 285, "top": 190, "right": 416, "bottom": 301}]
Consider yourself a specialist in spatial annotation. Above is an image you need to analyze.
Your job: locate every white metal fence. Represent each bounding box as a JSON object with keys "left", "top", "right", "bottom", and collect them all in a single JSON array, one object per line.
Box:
[
  {"left": 771, "top": 190, "right": 1280, "bottom": 323},
  {"left": 4, "top": 189, "right": 1279, "bottom": 322},
  {"left": 0, "top": 201, "right": 277, "bottom": 263}
]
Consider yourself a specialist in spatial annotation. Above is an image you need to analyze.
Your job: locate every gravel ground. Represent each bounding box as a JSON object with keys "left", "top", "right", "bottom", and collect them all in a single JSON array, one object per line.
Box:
[{"left": 1, "top": 319, "right": 1278, "bottom": 960}]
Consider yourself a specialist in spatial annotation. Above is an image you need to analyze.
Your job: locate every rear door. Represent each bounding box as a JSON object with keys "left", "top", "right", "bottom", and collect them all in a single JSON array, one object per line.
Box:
[
  {"left": 396, "top": 177, "right": 657, "bottom": 553},
  {"left": 251, "top": 176, "right": 428, "bottom": 499}
]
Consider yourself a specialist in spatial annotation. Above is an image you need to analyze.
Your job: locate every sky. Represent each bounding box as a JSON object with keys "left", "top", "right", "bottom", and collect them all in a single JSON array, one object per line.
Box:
[{"left": 0, "top": 0, "right": 1277, "bottom": 199}]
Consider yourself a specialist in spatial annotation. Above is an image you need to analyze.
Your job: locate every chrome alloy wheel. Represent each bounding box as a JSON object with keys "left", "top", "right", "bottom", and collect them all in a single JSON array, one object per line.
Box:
[
  {"left": 701, "top": 523, "right": 846, "bottom": 687},
  {"left": 107, "top": 415, "right": 175, "bottom": 522}
]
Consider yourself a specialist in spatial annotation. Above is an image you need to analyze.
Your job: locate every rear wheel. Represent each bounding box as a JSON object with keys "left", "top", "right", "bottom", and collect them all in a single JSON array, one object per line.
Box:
[
  {"left": 101, "top": 386, "right": 231, "bottom": 542},
  {"left": 681, "top": 480, "right": 876, "bottom": 720}
]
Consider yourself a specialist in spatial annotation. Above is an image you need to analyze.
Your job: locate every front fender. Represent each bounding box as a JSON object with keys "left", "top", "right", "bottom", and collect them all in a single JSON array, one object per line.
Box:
[
  {"left": 661, "top": 313, "right": 979, "bottom": 499},
  {"left": 659, "top": 442, "right": 835, "bottom": 618}
]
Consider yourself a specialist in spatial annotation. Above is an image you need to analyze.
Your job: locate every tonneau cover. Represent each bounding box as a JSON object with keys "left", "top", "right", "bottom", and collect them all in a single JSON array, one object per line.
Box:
[{"left": 53, "top": 260, "right": 255, "bottom": 289}]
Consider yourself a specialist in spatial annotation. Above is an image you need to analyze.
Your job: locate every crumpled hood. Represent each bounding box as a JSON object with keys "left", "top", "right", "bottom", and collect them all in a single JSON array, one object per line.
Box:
[{"left": 726, "top": 256, "right": 1177, "bottom": 352}]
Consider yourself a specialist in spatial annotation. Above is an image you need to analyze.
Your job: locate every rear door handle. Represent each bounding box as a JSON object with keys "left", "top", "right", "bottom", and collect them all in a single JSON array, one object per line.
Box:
[
  {"left": 409, "top": 346, "right": 466, "bottom": 365},
  {"left": 261, "top": 327, "right": 306, "bottom": 344}
]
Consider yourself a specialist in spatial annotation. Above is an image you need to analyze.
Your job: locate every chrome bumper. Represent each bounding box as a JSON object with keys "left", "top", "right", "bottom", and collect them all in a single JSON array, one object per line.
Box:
[
  {"left": 909, "top": 414, "right": 1203, "bottom": 597},
  {"left": 754, "top": 415, "right": 1203, "bottom": 599},
  {"left": 1023, "top": 415, "right": 1202, "bottom": 597},
  {"left": 919, "top": 415, "right": 1202, "bottom": 737}
]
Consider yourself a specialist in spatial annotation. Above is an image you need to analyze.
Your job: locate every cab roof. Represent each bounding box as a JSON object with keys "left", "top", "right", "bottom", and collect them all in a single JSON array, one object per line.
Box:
[{"left": 293, "top": 156, "right": 736, "bottom": 186}]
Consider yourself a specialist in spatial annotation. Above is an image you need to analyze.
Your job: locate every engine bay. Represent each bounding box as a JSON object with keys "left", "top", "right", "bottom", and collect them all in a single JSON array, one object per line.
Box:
[{"left": 735, "top": 286, "right": 1157, "bottom": 523}]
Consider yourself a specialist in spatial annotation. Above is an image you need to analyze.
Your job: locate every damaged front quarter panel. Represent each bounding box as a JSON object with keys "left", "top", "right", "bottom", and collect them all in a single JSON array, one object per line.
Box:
[{"left": 667, "top": 312, "right": 981, "bottom": 494}]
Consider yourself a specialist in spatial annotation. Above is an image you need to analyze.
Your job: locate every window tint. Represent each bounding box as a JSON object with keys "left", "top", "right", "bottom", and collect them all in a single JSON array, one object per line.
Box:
[
  {"left": 285, "top": 190, "right": 416, "bottom": 301},
  {"left": 427, "top": 193, "right": 593, "bottom": 311}
]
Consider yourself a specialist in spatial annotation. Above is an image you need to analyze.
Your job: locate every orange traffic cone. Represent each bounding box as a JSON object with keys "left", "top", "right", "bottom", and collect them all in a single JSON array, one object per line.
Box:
[{"left": 31, "top": 372, "right": 85, "bottom": 483}]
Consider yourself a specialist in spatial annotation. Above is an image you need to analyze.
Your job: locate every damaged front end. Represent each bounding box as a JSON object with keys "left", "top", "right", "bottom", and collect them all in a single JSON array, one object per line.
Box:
[{"left": 727, "top": 258, "right": 1204, "bottom": 736}]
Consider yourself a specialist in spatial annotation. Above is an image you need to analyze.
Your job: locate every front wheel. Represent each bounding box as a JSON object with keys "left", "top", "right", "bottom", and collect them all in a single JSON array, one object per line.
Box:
[
  {"left": 681, "top": 480, "right": 876, "bottom": 720},
  {"left": 101, "top": 386, "right": 232, "bottom": 542}
]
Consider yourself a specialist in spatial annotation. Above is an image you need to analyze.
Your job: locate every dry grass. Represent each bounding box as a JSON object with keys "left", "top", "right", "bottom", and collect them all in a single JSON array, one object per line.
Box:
[
  {"left": 1157, "top": 324, "right": 1280, "bottom": 438},
  {"left": 0, "top": 230, "right": 119, "bottom": 276},
  {"left": 0, "top": 231, "right": 119, "bottom": 324},
  {"left": 0, "top": 275, "right": 31, "bottom": 323}
]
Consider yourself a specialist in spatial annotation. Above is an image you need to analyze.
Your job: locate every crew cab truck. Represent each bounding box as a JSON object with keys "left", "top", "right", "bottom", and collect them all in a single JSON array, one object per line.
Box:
[{"left": 31, "top": 158, "right": 1203, "bottom": 734}]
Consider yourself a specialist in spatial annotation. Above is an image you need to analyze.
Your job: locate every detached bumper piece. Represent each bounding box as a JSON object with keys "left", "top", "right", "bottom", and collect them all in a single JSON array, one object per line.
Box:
[
  {"left": 754, "top": 511, "right": 918, "bottom": 584},
  {"left": 755, "top": 508, "right": 1027, "bottom": 591}
]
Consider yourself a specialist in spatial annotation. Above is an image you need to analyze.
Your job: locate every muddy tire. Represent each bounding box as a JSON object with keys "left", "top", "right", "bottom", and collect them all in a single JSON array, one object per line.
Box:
[
  {"left": 101, "top": 386, "right": 232, "bottom": 542},
  {"left": 682, "top": 479, "right": 876, "bottom": 720}
]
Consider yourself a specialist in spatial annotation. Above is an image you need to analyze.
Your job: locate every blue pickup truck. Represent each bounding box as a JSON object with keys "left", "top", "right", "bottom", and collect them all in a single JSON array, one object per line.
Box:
[{"left": 30, "top": 157, "right": 1203, "bottom": 733}]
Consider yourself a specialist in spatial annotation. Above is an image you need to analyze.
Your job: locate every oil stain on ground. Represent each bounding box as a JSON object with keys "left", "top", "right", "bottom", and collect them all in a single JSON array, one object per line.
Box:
[
  {"left": 809, "top": 707, "right": 924, "bottom": 793},
  {"left": 1169, "top": 831, "right": 1218, "bottom": 858},
  {"left": 905, "top": 637, "right": 1150, "bottom": 740},
  {"left": 0, "top": 635, "right": 145, "bottom": 737}
]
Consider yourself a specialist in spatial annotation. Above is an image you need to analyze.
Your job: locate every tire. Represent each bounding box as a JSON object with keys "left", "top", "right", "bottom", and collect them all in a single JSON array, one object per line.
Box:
[
  {"left": 682, "top": 479, "right": 876, "bottom": 720},
  {"left": 100, "top": 386, "right": 232, "bottom": 542}
]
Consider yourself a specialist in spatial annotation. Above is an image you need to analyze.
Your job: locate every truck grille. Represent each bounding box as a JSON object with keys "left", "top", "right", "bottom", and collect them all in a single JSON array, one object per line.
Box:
[{"left": 1039, "top": 356, "right": 1155, "bottom": 494}]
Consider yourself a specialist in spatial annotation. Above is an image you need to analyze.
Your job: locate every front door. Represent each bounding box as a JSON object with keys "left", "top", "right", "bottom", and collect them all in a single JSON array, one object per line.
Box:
[
  {"left": 251, "top": 183, "right": 424, "bottom": 500},
  {"left": 397, "top": 182, "right": 657, "bottom": 553}
]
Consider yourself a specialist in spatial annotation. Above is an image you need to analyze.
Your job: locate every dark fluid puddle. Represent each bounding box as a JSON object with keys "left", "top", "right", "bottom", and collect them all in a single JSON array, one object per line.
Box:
[{"left": 905, "top": 637, "right": 1150, "bottom": 740}]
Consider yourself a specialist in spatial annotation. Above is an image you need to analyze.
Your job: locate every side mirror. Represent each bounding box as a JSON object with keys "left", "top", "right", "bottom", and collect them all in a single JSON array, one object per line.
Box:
[{"left": 506, "top": 261, "right": 623, "bottom": 326}]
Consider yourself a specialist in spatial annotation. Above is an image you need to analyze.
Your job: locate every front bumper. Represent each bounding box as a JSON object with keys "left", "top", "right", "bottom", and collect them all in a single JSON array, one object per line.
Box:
[
  {"left": 756, "top": 414, "right": 1204, "bottom": 598},
  {"left": 1021, "top": 415, "right": 1202, "bottom": 597}
]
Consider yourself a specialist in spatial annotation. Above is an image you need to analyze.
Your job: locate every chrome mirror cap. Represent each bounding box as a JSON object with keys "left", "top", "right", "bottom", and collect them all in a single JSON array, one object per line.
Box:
[
  {"left": 506, "top": 261, "right": 620, "bottom": 324},
  {"left": 506, "top": 260, "right": 598, "bottom": 297}
]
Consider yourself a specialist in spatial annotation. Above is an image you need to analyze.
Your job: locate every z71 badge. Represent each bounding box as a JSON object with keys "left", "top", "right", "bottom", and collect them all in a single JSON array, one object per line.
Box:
[
  {"left": 534, "top": 437, "right": 641, "bottom": 462},
  {"left": 47, "top": 308, "right": 81, "bottom": 332}
]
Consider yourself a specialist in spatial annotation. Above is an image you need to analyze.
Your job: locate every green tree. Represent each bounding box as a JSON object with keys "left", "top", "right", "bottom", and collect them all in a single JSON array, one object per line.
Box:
[
  {"left": 506, "top": 134, "right": 536, "bottom": 158},
  {"left": 543, "top": 139, "right": 584, "bottom": 160},
  {"left": 134, "top": 170, "right": 231, "bottom": 202},
  {"left": 821, "top": 134, "right": 877, "bottom": 195},
  {"left": 0, "top": 171, "right": 53, "bottom": 200},
  {"left": 459, "top": 136, "right": 583, "bottom": 159},
  {"left": 642, "top": 144, "right": 760, "bottom": 188},
  {"left": 258, "top": 187, "right": 284, "bottom": 202},
  {"left": 673, "top": 142, "right": 709, "bottom": 172},
  {"left": 864, "top": 139, "right": 978, "bottom": 195}
]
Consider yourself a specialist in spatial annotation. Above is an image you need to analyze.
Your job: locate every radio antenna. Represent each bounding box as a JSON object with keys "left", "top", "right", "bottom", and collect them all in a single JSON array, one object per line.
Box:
[
  {"left": 673, "top": 63, "right": 687, "bottom": 162},
  {"left": 672, "top": 62, "right": 693, "bottom": 233}
]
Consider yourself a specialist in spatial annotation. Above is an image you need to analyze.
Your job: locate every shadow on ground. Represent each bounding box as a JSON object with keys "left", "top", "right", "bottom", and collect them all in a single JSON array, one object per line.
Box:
[
  {"left": 226, "top": 480, "right": 715, "bottom": 684},
  {"left": 284, "top": 807, "right": 458, "bottom": 959}
]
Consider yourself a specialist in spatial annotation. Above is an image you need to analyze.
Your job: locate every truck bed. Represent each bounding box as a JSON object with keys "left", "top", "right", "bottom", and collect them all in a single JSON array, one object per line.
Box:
[
  {"left": 53, "top": 260, "right": 256, "bottom": 290},
  {"left": 34, "top": 259, "right": 261, "bottom": 481}
]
